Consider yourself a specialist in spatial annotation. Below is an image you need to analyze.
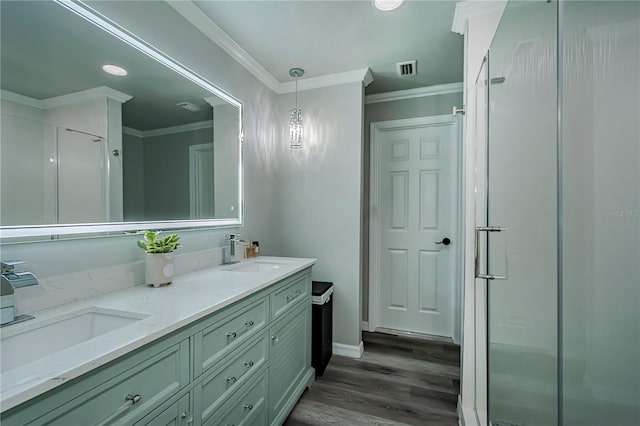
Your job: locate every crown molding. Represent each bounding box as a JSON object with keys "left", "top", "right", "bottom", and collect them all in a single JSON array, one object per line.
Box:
[
  {"left": 166, "top": 0, "right": 281, "bottom": 93},
  {"left": 279, "top": 68, "right": 373, "bottom": 94},
  {"left": 364, "top": 82, "right": 463, "bottom": 105},
  {"left": 122, "top": 126, "right": 144, "bottom": 138},
  {"left": 167, "top": 1, "right": 374, "bottom": 94},
  {"left": 42, "top": 86, "right": 132, "bottom": 108},
  {"left": 1, "top": 87, "right": 132, "bottom": 110},
  {"left": 1, "top": 90, "right": 43, "bottom": 109},
  {"left": 204, "top": 96, "right": 229, "bottom": 107},
  {"left": 123, "top": 120, "right": 213, "bottom": 138},
  {"left": 452, "top": 1, "right": 507, "bottom": 35}
]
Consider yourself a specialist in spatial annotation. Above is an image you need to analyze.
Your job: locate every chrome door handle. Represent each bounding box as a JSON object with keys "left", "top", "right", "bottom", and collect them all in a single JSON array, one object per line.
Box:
[
  {"left": 475, "top": 226, "right": 508, "bottom": 280},
  {"left": 435, "top": 237, "right": 451, "bottom": 246},
  {"left": 477, "top": 274, "right": 507, "bottom": 280}
]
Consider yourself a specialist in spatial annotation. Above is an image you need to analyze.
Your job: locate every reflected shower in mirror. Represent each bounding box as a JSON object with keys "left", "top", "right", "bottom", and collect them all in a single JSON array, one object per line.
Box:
[{"left": 0, "top": 0, "right": 241, "bottom": 231}]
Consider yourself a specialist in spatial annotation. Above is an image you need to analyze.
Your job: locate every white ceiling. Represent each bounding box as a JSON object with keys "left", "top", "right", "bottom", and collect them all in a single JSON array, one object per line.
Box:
[{"left": 190, "top": 0, "right": 463, "bottom": 94}]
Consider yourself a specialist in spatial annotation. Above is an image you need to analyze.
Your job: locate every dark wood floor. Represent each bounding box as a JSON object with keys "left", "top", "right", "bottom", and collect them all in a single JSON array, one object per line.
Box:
[{"left": 284, "top": 331, "right": 460, "bottom": 426}]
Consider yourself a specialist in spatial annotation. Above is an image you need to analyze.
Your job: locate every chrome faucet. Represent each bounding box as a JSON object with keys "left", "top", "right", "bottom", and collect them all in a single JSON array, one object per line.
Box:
[
  {"left": 223, "top": 234, "right": 246, "bottom": 264},
  {"left": 1, "top": 260, "right": 38, "bottom": 327}
]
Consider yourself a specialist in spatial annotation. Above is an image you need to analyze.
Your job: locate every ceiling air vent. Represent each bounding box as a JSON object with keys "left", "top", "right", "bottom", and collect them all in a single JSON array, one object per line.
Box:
[
  {"left": 396, "top": 60, "right": 417, "bottom": 77},
  {"left": 176, "top": 101, "right": 202, "bottom": 112}
]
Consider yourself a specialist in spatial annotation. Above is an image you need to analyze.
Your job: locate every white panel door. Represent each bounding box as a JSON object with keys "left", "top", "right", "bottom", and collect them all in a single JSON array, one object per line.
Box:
[
  {"left": 189, "top": 143, "right": 214, "bottom": 219},
  {"left": 373, "top": 116, "right": 458, "bottom": 337},
  {"left": 57, "top": 128, "right": 108, "bottom": 224}
]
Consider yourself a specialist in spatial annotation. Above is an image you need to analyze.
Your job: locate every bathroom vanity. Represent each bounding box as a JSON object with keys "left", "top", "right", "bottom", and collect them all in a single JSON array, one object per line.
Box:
[{"left": 0, "top": 257, "right": 315, "bottom": 425}]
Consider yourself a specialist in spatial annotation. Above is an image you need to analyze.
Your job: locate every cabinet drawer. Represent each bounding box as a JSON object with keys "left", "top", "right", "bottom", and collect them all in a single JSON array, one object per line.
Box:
[
  {"left": 135, "top": 392, "right": 191, "bottom": 426},
  {"left": 32, "top": 340, "right": 190, "bottom": 426},
  {"left": 194, "top": 297, "right": 268, "bottom": 378},
  {"left": 204, "top": 370, "right": 268, "bottom": 426},
  {"left": 196, "top": 332, "right": 268, "bottom": 422},
  {"left": 270, "top": 273, "right": 309, "bottom": 321}
]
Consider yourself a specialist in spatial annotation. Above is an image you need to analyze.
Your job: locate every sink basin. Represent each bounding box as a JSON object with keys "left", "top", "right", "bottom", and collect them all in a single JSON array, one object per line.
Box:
[
  {"left": 225, "top": 261, "right": 289, "bottom": 273},
  {"left": 0, "top": 307, "right": 148, "bottom": 373}
]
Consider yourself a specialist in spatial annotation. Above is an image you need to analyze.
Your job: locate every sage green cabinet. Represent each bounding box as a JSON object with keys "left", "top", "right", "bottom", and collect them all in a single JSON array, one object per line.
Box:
[
  {"left": 193, "top": 297, "right": 268, "bottom": 379},
  {"left": 1, "top": 267, "right": 314, "bottom": 426},
  {"left": 2, "top": 339, "right": 190, "bottom": 426},
  {"left": 194, "top": 332, "right": 268, "bottom": 423},
  {"left": 203, "top": 369, "right": 268, "bottom": 426},
  {"left": 136, "top": 393, "right": 191, "bottom": 426},
  {"left": 268, "top": 302, "right": 311, "bottom": 425},
  {"left": 270, "top": 273, "right": 310, "bottom": 321}
]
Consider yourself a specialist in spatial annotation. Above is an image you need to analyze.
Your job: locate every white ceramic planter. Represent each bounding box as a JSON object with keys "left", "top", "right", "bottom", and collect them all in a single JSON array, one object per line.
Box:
[{"left": 145, "top": 252, "right": 174, "bottom": 287}]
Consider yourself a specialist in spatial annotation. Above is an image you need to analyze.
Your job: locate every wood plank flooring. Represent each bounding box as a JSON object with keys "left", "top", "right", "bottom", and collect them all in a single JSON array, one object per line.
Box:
[{"left": 284, "top": 332, "right": 460, "bottom": 426}]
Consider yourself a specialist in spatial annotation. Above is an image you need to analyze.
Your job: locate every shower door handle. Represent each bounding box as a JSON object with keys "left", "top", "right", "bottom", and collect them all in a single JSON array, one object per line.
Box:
[{"left": 475, "top": 226, "right": 508, "bottom": 280}]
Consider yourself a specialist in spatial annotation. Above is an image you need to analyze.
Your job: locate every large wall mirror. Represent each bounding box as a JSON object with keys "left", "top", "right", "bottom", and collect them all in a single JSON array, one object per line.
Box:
[{"left": 0, "top": 0, "right": 243, "bottom": 239}]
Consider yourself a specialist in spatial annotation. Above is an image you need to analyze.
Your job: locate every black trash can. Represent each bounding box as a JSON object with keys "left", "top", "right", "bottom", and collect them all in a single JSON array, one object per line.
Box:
[{"left": 311, "top": 281, "right": 333, "bottom": 376}]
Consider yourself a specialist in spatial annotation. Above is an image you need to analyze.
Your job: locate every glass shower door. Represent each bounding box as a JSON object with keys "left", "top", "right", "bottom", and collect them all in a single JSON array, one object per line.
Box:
[
  {"left": 560, "top": 2, "right": 640, "bottom": 424},
  {"left": 485, "top": 2, "right": 558, "bottom": 425}
]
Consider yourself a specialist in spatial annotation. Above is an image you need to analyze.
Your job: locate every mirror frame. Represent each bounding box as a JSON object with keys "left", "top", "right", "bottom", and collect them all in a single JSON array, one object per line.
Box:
[{"left": 0, "top": 0, "right": 244, "bottom": 240}]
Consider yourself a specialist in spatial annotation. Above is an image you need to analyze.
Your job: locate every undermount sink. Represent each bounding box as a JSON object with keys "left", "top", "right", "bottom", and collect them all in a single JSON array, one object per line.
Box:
[
  {"left": 0, "top": 307, "right": 148, "bottom": 373},
  {"left": 225, "top": 260, "right": 289, "bottom": 273}
]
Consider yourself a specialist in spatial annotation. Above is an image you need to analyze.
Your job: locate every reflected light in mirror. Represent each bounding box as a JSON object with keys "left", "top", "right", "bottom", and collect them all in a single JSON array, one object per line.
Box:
[
  {"left": 101, "top": 64, "right": 127, "bottom": 76},
  {"left": 0, "top": 0, "right": 243, "bottom": 238}
]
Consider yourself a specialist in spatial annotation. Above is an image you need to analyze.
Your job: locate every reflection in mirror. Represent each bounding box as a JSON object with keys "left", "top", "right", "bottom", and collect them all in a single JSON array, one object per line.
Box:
[{"left": 0, "top": 0, "right": 241, "bottom": 236}]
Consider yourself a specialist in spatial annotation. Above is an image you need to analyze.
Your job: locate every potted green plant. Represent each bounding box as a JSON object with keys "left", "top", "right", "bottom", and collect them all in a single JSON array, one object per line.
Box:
[{"left": 137, "top": 231, "right": 182, "bottom": 287}]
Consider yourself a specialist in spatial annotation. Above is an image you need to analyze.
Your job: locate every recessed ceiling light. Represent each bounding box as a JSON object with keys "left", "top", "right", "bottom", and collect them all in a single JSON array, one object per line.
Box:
[
  {"left": 101, "top": 64, "right": 128, "bottom": 76},
  {"left": 374, "top": 0, "right": 405, "bottom": 11}
]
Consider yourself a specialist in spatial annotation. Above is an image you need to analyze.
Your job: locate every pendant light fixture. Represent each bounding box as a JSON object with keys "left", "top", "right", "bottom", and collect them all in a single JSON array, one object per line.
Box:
[{"left": 289, "top": 67, "right": 304, "bottom": 148}]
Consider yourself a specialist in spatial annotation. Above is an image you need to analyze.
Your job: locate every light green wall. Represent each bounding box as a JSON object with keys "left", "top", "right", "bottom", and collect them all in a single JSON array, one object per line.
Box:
[
  {"left": 143, "top": 127, "right": 213, "bottom": 221},
  {"left": 274, "top": 82, "right": 364, "bottom": 349}
]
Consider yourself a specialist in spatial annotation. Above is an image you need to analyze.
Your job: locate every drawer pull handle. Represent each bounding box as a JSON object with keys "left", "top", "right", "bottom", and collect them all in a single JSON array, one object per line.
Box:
[
  {"left": 227, "top": 319, "right": 257, "bottom": 340},
  {"left": 181, "top": 411, "right": 194, "bottom": 423},
  {"left": 125, "top": 394, "right": 141, "bottom": 405},
  {"left": 271, "top": 335, "right": 280, "bottom": 343},
  {"left": 286, "top": 294, "right": 297, "bottom": 302},
  {"left": 226, "top": 403, "right": 255, "bottom": 426},
  {"left": 95, "top": 394, "right": 142, "bottom": 426},
  {"left": 226, "top": 359, "right": 254, "bottom": 387}
]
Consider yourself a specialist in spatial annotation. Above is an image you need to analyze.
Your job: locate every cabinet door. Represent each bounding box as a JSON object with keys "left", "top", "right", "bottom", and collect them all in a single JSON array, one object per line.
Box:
[
  {"left": 136, "top": 393, "right": 191, "bottom": 426},
  {"left": 268, "top": 302, "right": 310, "bottom": 423}
]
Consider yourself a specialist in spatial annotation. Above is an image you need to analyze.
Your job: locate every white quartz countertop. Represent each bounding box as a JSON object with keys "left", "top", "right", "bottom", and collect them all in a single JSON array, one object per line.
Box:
[{"left": 0, "top": 256, "right": 316, "bottom": 412}]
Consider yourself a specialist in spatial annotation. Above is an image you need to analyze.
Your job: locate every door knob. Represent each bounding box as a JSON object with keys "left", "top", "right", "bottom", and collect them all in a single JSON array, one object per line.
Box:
[{"left": 436, "top": 238, "right": 451, "bottom": 246}]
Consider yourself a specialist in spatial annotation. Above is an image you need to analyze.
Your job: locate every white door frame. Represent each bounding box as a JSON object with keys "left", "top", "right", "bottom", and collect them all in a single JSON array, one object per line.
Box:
[
  {"left": 189, "top": 143, "right": 214, "bottom": 219},
  {"left": 368, "top": 114, "right": 463, "bottom": 342}
]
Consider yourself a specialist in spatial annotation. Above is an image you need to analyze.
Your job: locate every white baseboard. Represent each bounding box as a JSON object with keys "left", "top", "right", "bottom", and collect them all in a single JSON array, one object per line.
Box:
[
  {"left": 333, "top": 341, "right": 364, "bottom": 358},
  {"left": 361, "top": 321, "right": 370, "bottom": 332}
]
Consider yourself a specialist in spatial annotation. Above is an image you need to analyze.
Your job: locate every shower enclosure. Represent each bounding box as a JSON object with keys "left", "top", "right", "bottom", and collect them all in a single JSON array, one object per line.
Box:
[{"left": 478, "top": 1, "right": 640, "bottom": 425}]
